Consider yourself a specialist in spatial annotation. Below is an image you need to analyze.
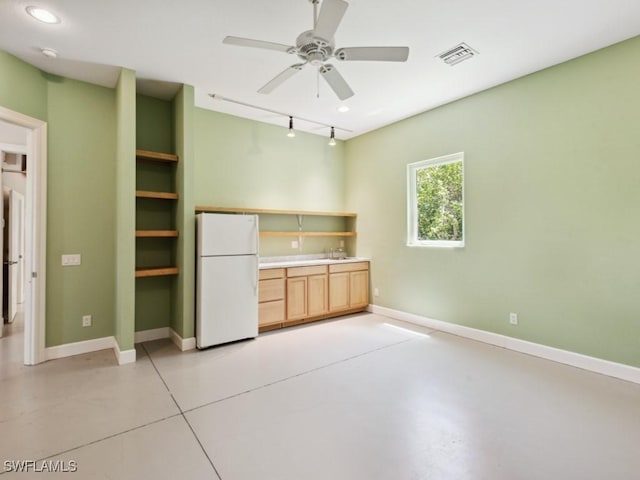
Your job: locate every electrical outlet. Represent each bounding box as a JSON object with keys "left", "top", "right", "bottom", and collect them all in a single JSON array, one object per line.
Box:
[
  {"left": 82, "top": 315, "right": 92, "bottom": 327},
  {"left": 374, "top": 287, "right": 380, "bottom": 297},
  {"left": 291, "top": 240, "right": 299, "bottom": 249},
  {"left": 509, "top": 312, "right": 518, "bottom": 325},
  {"left": 339, "top": 240, "right": 345, "bottom": 248}
]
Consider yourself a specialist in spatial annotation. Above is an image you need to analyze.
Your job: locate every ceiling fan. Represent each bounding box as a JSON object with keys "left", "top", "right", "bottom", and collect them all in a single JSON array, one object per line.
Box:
[{"left": 223, "top": 0, "right": 409, "bottom": 100}]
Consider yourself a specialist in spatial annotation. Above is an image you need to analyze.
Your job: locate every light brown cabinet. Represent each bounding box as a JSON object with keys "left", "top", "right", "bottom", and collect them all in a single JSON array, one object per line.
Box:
[
  {"left": 286, "top": 276, "right": 308, "bottom": 321},
  {"left": 307, "top": 274, "right": 328, "bottom": 317},
  {"left": 258, "top": 268, "right": 285, "bottom": 330},
  {"left": 285, "top": 265, "right": 328, "bottom": 325},
  {"left": 328, "top": 272, "right": 349, "bottom": 312},
  {"left": 329, "top": 262, "right": 370, "bottom": 313},
  {"left": 259, "top": 261, "right": 369, "bottom": 333}
]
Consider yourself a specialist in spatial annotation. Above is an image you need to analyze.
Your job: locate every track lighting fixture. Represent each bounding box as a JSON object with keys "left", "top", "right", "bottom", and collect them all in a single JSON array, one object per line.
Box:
[
  {"left": 208, "top": 94, "right": 353, "bottom": 139},
  {"left": 328, "top": 127, "right": 336, "bottom": 146},
  {"left": 287, "top": 116, "right": 296, "bottom": 138}
]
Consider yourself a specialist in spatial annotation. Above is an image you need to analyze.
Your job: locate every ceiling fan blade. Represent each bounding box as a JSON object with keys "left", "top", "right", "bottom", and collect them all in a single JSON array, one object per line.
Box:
[
  {"left": 335, "top": 47, "right": 410, "bottom": 62},
  {"left": 223, "top": 36, "right": 294, "bottom": 54},
  {"left": 258, "top": 64, "right": 305, "bottom": 94},
  {"left": 319, "top": 64, "right": 354, "bottom": 100},
  {"left": 313, "top": 0, "right": 348, "bottom": 42}
]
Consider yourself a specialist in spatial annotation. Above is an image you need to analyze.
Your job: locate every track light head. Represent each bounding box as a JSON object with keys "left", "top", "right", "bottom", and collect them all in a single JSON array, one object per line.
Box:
[
  {"left": 287, "top": 116, "right": 296, "bottom": 137},
  {"left": 328, "top": 126, "right": 336, "bottom": 146}
]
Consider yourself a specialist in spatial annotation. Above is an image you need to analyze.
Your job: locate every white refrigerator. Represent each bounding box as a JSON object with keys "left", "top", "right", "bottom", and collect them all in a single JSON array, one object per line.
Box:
[{"left": 196, "top": 213, "right": 259, "bottom": 349}]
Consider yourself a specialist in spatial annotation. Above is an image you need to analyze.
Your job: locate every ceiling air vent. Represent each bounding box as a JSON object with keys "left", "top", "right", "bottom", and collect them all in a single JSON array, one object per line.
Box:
[{"left": 437, "top": 42, "right": 478, "bottom": 66}]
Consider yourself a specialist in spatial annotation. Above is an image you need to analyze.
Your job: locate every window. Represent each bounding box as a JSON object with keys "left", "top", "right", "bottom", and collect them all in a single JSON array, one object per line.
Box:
[{"left": 407, "top": 152, "right": 464, "bottom": 247}]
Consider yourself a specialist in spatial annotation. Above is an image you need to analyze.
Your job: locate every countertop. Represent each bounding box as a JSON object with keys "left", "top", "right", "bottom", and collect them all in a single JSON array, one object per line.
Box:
[{"left": 259, "top": 255, "right": 370, "bottom": 269}]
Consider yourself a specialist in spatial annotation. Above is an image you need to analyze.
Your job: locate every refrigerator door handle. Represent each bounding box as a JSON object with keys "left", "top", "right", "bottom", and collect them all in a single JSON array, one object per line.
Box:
[
  {"left": 255, "top": 263, "right": 259, "bottom": 294},
  {"left": 254, "top": 218, "right": 259, "bottom": 293}
]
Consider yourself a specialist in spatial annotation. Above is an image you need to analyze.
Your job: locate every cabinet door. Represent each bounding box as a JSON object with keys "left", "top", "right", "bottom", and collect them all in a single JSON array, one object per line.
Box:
[
  {"left": 349, "top": 270, "right": 369, "bottom": 308},
  {"left": 259, "top": 300, "right": 285, "bottom": 327},
  {"left": 287, "top": 277, "right": 307, "bottom": 320},
  {"left": 329, "top": 272, "right": 350, "bottom": 312},
  {"left": 307, "top": 274, "right": 328, "bottom": 317}
]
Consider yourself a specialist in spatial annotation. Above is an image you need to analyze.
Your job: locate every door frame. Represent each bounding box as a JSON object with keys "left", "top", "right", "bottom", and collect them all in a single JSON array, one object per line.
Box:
[{"left": 0, "top": 106, "right": 47, "bottom": 365}]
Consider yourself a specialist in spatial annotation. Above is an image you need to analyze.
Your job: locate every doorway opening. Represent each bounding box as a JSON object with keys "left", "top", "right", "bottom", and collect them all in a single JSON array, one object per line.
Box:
[
  {"left": 0, "top": 107, "right": 47, "bottom": 366},
  {"left": 1, "top": 143, "right": 27, "bottom": 349}
]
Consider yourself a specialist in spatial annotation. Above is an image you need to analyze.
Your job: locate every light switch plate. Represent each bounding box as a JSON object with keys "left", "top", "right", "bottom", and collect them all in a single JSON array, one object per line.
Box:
[{"left": 61, "top": 254, "right": 81, "bottom": 266}]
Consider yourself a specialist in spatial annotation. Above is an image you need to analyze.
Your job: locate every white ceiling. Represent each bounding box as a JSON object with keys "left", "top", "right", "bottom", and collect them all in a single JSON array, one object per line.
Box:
[{"left": 1, "top": 0, "right": 640, "bottom": 140}]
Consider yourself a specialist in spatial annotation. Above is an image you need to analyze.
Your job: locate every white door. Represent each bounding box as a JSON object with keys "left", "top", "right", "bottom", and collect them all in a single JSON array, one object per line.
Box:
[{"left": 8, "top": 189, "right": 24, "bottom": 323}]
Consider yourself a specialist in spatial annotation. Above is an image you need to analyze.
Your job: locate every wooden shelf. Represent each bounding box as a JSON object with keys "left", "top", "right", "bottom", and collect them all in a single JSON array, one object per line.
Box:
[
  {"left": 195, "top": 206, "right": 357, "bottom": 217},
  {"left": 136, "top": 149, "right": 178, "bottom": 163},
  {"left": 136, "top": 230, "right": 179, "bottom": 238},
  {"left": 136, "top": 190, "right": 179, "bottom": 200},
  {"left": 135, "top": 267, "right": 179, "bottom": 278},
  {"left": 260, "top": 231, "right": 356, "bottom": 237}
]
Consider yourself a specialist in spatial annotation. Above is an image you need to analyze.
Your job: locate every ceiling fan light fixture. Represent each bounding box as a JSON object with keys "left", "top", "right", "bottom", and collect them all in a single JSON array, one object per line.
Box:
[
  {"left": 287, "top": 116, "right": 296, "bottom": 138},
  {"left": 26, "top": 6, "right": 61, "bottom": 24},
  {"left": 41, "top": 47, "right": 58, "bottom": 58},
  {"left": 223, "top": 0, "right": 408, "bottom": 100},
  {"left": 328, "top": 127, "right": 336, "bottom": 146}
]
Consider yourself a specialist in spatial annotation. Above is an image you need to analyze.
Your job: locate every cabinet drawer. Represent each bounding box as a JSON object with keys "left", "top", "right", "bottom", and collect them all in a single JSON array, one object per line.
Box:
[
  {"left": 287, "top": 265, "right": 328, "bottom": 277},
  {"left": 259, "top": 268, "right": 285, "bottom": 280},
  {"left": 329, "top": 261, "right": 369, "bottom": 273},
  {"left": 259, "top": 278, "right": 285, "bottom": 302},
  {"left": 259, "top": 300, "right": 285, "bottom": 326}
]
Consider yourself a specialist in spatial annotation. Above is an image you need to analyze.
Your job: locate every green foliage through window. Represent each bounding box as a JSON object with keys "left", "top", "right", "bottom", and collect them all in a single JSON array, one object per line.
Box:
[
  {"left": 407, "top": 153, "right": 464, "bottom": 247},
  {"left": 416, "top": 161, "right": 463, "bottom": 241}
]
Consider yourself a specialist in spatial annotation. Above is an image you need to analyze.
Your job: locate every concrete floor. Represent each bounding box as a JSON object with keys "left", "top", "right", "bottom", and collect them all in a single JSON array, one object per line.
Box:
[{"left": 1, "top": 313, "right": 639, "bottom": 479}]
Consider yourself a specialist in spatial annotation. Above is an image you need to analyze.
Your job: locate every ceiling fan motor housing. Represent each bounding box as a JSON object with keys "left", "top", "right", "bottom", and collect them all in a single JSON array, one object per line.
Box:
[{"left": 296, "top": 30, "right": 333, "bottom": 65}]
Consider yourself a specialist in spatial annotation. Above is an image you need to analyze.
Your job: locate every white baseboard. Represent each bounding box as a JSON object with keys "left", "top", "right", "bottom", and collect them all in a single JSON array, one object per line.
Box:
[
  {"left": 45, "top": 336, "right": 136, "bottom": 366},
  {"left": 133, "top": 326, "right": 195, "bottom": 351},
  {"left": 134, "top": 327, "right": 170, "bottom": 344},
  {"left": 114, "top": 341, "right": 136, "bottom": 365},
  {"left": 170, "top": 328, "right": 196, "bottom": 351},
  {"left": 45, "top": 336, "right": 115, "bottom": 361},
  {"left": 369, "top": 304, "right": 640, "bottom": 385}
]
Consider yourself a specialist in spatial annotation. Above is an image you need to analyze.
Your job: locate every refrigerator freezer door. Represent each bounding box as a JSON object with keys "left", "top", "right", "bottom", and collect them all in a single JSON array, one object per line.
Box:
[
  {"left": 196, "top": 254, "right": 258, "bottom": 348},
  {"left": 197, "top": 213, "right": 258, "bottom": 257}
]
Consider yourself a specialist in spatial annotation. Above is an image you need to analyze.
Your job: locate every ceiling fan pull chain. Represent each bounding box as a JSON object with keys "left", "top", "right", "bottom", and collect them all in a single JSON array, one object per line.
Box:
[{"left": 317, "top": 68, "right": 320, "bottom": 98}]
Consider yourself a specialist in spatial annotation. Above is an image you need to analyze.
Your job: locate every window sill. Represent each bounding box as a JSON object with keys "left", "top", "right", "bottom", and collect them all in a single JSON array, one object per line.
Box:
[{"left": 407, "top": 241, "right": 465, "bottom": 249}]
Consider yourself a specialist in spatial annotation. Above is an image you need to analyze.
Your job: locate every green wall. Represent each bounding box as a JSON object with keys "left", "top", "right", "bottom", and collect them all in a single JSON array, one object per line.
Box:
[
  {"left": 136, "top": 94, "right": 174, "bottom": 153},
  {"left": 0, "top": 51, "right": 47, "bottom": 121},
  {"left": 194, "top": 108, "right": 347, "bottom": 256},
  {"left": 2, "top": 52, "right": 121, "bottom": 348},
  {"left": 345, "top": 36, "right": 640, "bottom": 367},
  {"left": 46, "top": 77, "right": 117, "bottom": 346}
]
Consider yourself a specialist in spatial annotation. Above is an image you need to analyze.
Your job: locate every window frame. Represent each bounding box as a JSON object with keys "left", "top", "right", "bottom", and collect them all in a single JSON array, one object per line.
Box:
[{"left": 407, "top": 152, "right": 465, "bottom": 248}]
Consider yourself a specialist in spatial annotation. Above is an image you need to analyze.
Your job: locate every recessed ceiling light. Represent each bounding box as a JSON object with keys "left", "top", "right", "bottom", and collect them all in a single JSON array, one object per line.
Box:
[
  {"left": 41, "top": 48, "right": 58, "bottom": 58},
  {"left": 26, "top": 6, "right": 61, "bottom": 24},
  {"left": 337, "top": 105, "right": 350, "bottom": 113}
]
